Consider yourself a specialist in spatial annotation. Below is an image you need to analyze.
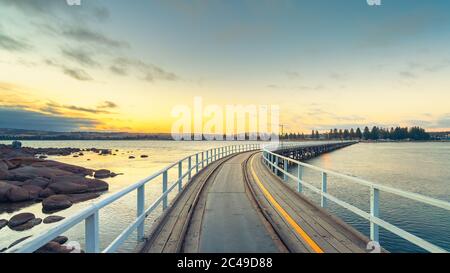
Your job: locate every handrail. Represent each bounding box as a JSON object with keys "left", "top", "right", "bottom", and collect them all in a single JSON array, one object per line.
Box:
[
  {"left": 5, "top": 143, "right": 260, "bottom": 253},
  {"left": 261, "top": 143, "right": 450, "bottom": 253}
]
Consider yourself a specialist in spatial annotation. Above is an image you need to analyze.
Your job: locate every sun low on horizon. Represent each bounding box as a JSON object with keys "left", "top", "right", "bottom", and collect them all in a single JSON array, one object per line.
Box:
[{"left": 1, "top": 0, "right": 450, "bottom": 134}]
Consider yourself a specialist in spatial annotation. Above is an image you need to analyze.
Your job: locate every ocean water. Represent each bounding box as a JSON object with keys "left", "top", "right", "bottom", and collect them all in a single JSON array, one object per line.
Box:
[
  {"left": 1, "top": 141, "right": 449, "bottom": 253},
  {"left": 285, "top": 142, "right": 450, "bottom": 253}
]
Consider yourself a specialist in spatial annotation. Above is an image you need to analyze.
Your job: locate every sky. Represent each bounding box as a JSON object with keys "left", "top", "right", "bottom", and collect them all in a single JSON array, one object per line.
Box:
[{"left": 0, "top": 0, "right": 450, "bottom": 133}]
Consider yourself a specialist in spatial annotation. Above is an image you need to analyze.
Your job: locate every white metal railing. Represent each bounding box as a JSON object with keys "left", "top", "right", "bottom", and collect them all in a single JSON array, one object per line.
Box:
[
  {"left": 5, "top": 143, "right": 260, "bottom": 253},
  {"left": 261, "top": 145, "right": 450, "bottom": 253}
]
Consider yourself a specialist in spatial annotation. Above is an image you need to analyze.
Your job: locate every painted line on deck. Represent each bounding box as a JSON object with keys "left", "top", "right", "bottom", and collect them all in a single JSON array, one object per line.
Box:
[{"left": 249, "top": 155, "right": 324, "bottom": 253}]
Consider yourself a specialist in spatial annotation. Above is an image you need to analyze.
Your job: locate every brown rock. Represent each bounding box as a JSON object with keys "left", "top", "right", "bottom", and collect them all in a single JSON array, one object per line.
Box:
[
  {"left": 0, "top": 168, "right": 8, "bottom": 180},
  {"left": 6, "top": 185, "right": 30, "bottom": 202},
  {"left": 39, "top": 188, "right": 55, "bottom": 198},
  {"left": 22, "top": 184, "right": 42, "bottom": 199},
  {"left": 3, "top": 180, "right": 24, "bottom": 187},
  {"left": 35, "top": 241, "right": 73, "bottom": 253},
  {"left": 68, "top": 192, "right": 100, "bottom": 203},
  {"left": 8, "top": 235, "right": 32, "bottom": 249},
  {"left": 52, "top": 236, "right": 68, "bottom": 244},
  {"left": 23, "top": 177, "right": 50, "bottom": 188},
  {"left": 42, "top": 195, "right": 73, "bottom": 213},
  {"left": 94, "top": 169, "right": 111, "bottom": 179},
  {"left": 43, "top": 215, "right": 65, "bottom": 224},
  {"left": 0, "top": 219, "right": 7, "bottom": 230},
  {"left": 31, "top": 160, "right": 93, "bottom": 176},
  {"left": 9, "top": 166, "right": 73, "bottom": 179},
  {"left": 0, "top": 181, "right": 14, "bottom": 202},
  {"left": 140, "top": 155, "right": 149, "bottom": 158},
  {"left": 11, "top": 218, "right": 42, "bottom": 231},
  {"left": 8, "top": 212, "right": 35, "bottom": 228},
  {"left": 129, "top": 156, "right": 135, "bottom": 159},
  {"left": 56, "top": 177, "right": 109, "bottom": 192},
  {"left": 48, "top": 182, "right": 88, "bottom": 194}
]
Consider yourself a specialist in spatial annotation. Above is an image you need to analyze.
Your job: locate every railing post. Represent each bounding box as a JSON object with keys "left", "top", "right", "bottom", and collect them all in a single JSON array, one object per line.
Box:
[
  {"left": 85, "top": 211, "right": 99, "bottom": 253},
  {"left": 321, "top": 172, "right": 327, "bottom": 208},
  {"left": 283, "top": 159, "right": 288, "bottom": 181},
  {"left": 178, "top": 161, "right": 183, "bottom": 192},
  {"left": 137, "top": 185, "right": 145, "bottom": 241},
  {"left": 202, "top": 152, "right": 204, "bottom": 168},
  {"left": 206, "top": 150, "right": 209, "bottom": 165},
  {"left": 370, "top": 187, "right": 380, "bottom": 242},
  {"left": 188, "top": 156, "right": 192, "bottom": 180},
  {"left": 275, "top": 156, "right": 279, "bottom": 176},
  {"left": 162, "top": 170, "right": 168, "bottom": 210},
  {"left": 297, "top": 165, "right": 303, "bottom": 193},
  {"left": 196, "top": 153, "right": 199, "bottom": 173}
]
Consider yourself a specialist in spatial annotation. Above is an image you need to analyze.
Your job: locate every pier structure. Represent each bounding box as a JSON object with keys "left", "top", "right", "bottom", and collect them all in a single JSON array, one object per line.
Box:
[{"left": 6, "top": 142, "right": 450, "bottom": 253}]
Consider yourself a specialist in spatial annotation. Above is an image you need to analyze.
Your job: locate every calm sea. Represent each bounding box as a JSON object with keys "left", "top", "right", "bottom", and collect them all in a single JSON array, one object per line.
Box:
[{"left": 0, "top": 141, "right": 449, "bottom": 253}]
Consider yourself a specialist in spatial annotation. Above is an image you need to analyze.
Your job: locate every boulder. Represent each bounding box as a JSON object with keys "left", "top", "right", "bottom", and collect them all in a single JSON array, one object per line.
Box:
[
  {"left": 0, "top": 181, "right": 14, "bottom": 202},
  {"left": 43, "top": 215, "right": 65, "bottom": 224},
  {"left": 53, "top": 177, "right": 108, "bottom": 192},
  {"left": 48, "top": 182, "right": 88, "bottom": 194},
  {"left": 0, "top": 219, "right": 7, "bottom": 230},
  {"left": 10, "top": 218, "right": 42, "bottom": 231},
  {"left": 39, "top": 188, "right": 55, "bottom": 198},
  {"left": 140, "top": 155, "right": 149, "bottom": 158},
  {"left": 23, "top": 177, "right": 50, "bottom": 188},
  {"left": 52, "top": 236, "right": 68, "bottom": 244},
  {"left": 8, "top": 235, "right": 32, "bottom": 249},
  {"left": 129, "top": 156, "right": 135, "bottom": 159},
  {"left": 0, "top": 161, "right": 8, "bottom": 171},
  {"left": 6, "top": 185, "right": 31, "bottom": 202},
  {"left": 30, "top": 160, "right": 93, "bottom": 176},
  {"left": 3, "top": 180, "right": 24, "bottom": 187},
  {"left": 9, "top": 166, "right": 73, "bottom": 180},
  {"left": 8, "top": 212, "right": 35, "bottom": 228},
  {"left": 22, "top": 184, "right": 42, "bottom": 199},
  {"left": 68, "top": 193, "right": 100, "bottom": 203},
  {"left": 34, "top": 241, "right": 73, "bottom": 253},
  {"left": 94, "top": 169, "right": 111, "bottom": 179},
  {"left": 42, "top": 195, "right": 72, "bottom": 213},
  {"left": 0, "top": 168, "right": 8, "bottom": 180}
]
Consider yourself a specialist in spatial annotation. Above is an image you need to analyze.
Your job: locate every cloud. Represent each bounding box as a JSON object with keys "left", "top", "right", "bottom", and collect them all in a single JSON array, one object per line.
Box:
[
  {"left": 45, "top": 59, "right": 93, "bottom": 81},
  {"left": 285, "top": 71, "right": 301, "bottom": 79},
  {"left": 98, "top": 101, "right": 118, "bottom": 109},
  {"left": 0, "top": 33, "right": 31, "bottom": 51},
  {"left": 0, "top": 106, "right": 98, "bottom": 131},
  {"left": 62, "top": 27, "right": 129, "bottom": 49},
  {"left": 0, "top": 0, "right": 109, "bottom": 21},
  {"left": 112, "top": 57, "right": 180, "bottom": 82},
  {"left": 399, "top": 71, "right": 417, "bottom": 79},
  {"left": 44, "top": 102, "right": 115, "bottom": 115},
  {"left": 61, "top": 47, "right": 100, "bottom": 67}
]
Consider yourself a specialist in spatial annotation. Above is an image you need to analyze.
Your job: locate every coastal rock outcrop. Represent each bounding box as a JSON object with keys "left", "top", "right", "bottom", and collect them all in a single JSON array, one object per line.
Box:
[
  {"left": 43, "top": 215, "right": 65, "bottom": 224},
  {"left": 0, "top": 219, "right": 8, "bottom": 230},
  {"left": 6, "top": 212, "right": 42, "bottom": 231},
  {"left": 34, "top": 241, "right": 73, "bottom": 253},
  {"left": 0, "top": 144, "right": 111, "bottom": 215},
  {"left": 7, "top": 212, "right": 35, "bottom": 228},
  {"left": 42, "top": 195, "right": 73, "bottom": 213},
  {"left": 48, "top": 181, "right": 89, "bottom": 194}
]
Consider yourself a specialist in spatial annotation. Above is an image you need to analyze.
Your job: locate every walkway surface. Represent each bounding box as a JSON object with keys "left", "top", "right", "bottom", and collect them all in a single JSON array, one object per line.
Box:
[{"left": 139, "top": 151, "right": 369, "bottom": 253}]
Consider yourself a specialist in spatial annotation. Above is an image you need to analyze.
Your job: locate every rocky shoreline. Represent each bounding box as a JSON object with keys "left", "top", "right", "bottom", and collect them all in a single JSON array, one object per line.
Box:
[{"left": 0, "top": 142, "right": 117, "bottom": 253}]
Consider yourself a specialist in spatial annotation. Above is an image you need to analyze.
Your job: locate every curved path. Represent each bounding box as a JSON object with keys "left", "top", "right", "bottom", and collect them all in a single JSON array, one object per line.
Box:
[{"left": 139, "top": 151, "right": 369, "bottom": 253}]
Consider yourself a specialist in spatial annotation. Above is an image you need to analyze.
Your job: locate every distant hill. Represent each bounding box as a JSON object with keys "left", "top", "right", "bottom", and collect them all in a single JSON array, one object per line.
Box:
[{"left": 0, "top": 128, "right": 172, "bottom": 140}]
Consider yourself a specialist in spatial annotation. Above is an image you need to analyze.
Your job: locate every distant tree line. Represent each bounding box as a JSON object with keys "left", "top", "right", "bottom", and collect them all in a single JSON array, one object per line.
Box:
[{"left": 280, "top": 126, "right": 431, "bottom": 141}]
